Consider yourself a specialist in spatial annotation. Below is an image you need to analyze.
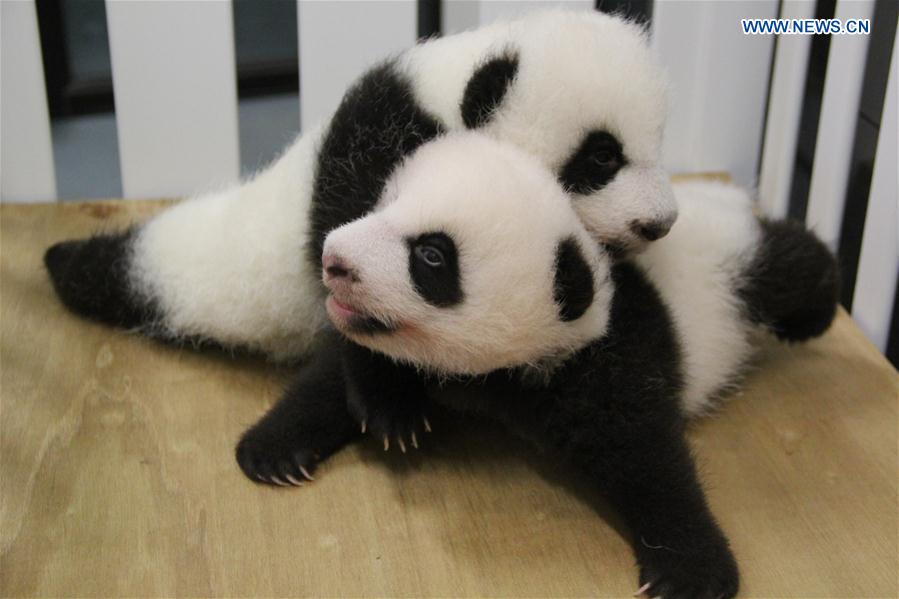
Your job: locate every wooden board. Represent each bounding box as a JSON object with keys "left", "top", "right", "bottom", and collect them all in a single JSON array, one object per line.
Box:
[{"left": 1, "top": 200, "right": 896, "bottom": 597}]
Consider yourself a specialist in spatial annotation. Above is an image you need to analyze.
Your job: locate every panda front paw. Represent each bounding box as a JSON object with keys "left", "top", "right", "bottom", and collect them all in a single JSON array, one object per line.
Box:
[
  {"left": 235, "top": 429, "right": 319, "bottom": 487},
  {"left": 348, "top": 395, "right": 431, "bottom": 453},
  {"left": 635, "top": 533, "right": 739, "bottom": 599}
]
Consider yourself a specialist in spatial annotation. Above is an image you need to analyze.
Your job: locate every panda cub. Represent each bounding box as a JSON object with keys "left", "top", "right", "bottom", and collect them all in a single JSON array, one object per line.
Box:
[
  {"left": 237, "top": 132, "right": 838, "bottom": 599},
  {"left": 43, "top": 10, "right": 673, "bottom": 362}
]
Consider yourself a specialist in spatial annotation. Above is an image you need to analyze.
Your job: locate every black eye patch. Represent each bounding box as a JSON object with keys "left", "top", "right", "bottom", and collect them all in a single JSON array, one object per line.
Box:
[
  {"left": 558, "top": 130, "right": 628, "bottom": 195},
  {"left": 553, "top": 237, "right": 594, "bottom": 322},
  {"left": 461, "top": 53, "right": 519, "bottom": 129},
  {"left": 408, "top": 232, "right": 463, "bottom": 307}
]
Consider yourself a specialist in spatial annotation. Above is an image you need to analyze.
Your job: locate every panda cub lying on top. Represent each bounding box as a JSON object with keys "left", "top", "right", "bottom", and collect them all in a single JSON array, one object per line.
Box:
[
  {"left": 237, "top": 132, "right": 839, "bottom": 599},
  {"left": 43, "top": 10, "right": 673, "bottom": 362}
]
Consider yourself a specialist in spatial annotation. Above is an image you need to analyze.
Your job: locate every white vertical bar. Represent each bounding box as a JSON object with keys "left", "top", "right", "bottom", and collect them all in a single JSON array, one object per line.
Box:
[
  {"left": 0, "top": 0, "right": 56, "bottom": 202},
  {"left": 851, "top": 29, "right": 898, "bottom": 353},
  {"left": 442, "top": 0, "right": 481, "bottom": 35},
  {"left": 442, "top": 0, "right": 592, "bottom": 35},
  {"left": 475, "top": 1, "right": 593, "bottom": 29},
  {"left": 106, "top": 0, "right": 239, "bottom": 199},
  {"left": 804, "top": 0, "right": 875, "bottom": 250},
  {"left": 653, "top": 0, "right": 778, "bottom": 187},
  {"left": 757, "top": 0, "right": 816, "bottom": 218},
  {"left": 298, "top": 1, "right": 417, "bottom": 131}
]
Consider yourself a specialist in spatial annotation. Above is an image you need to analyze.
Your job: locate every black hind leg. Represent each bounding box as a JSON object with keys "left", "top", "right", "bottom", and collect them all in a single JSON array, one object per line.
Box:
[
  {"left": 44, "top": 229, "right": 159, "bottom": 328},
  {"left": 739, "top": 219, "right": 839, "bottom": 341},
  {"left": 236, "top": 329, "right": 360, "bottom": 486}
]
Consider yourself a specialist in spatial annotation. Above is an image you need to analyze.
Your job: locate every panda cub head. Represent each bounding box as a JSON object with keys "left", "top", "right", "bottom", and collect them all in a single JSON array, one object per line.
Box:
[
  {"left": 322, "top": 132, "right": 612, "bottom": 376},
  {"left": 402, "top": 9, "right": 675, "bottom": 255}
]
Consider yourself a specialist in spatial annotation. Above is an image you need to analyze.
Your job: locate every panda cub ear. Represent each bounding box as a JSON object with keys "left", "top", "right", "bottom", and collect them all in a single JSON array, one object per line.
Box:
[
  {"left": 553, "top": 237, "right": 595, "bottom": 322},
  {"left": 461, "top": 52, "right": 519, "bottom": 129}
]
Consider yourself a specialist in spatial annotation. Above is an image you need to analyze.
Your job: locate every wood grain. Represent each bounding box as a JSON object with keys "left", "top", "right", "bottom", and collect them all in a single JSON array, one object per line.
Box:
[{"left": 1, "top": 200, "right": 897, "bottom": 598}]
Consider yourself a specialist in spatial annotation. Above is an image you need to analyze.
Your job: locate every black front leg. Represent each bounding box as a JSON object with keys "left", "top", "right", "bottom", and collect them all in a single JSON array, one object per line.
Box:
[
  {"left": 549, "top": 409, "right": 738, "bottom": 599},
  {"left": 236, "top": 330, "right": 360, "bottom": 486},
  {"left": 341, "top": 341, "right": 431, "bottom": 452},
  {"left": 611, "top": 432, "right": 738, "bottom": 598}
]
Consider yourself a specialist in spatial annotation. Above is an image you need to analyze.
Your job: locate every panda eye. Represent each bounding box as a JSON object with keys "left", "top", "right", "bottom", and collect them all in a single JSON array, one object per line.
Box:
[
  {"left": 558, "top": 130, "right": 628, "bottom": 195},
  {"left": 592, "top": 149, "right": 618, "bottom": 168},
  {"left": 415, "top": 244, "right": 445, "bottom": 268}
]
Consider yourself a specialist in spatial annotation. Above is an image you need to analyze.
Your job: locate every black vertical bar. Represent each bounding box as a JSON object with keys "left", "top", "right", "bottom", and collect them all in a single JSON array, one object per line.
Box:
[
  {"left": 886, "top": 282, "right": 899, "bottom": 367},
  {"left": 418, "top": 0, "right": 441, "bottom": 40},
  {"left": 756, "top": 0, "right": 784, "bottom": 180},
  {"left": 786, "top": 0, "right": 837, "bottom": 222},
  {"left": 34, "top": 0, "right": 69, "bottom": 118}
]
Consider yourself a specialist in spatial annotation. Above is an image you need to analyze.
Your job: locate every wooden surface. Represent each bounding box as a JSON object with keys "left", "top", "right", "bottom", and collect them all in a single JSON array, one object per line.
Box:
[{"left": 1, "top": 200, "right": 897, "bottom": 598}]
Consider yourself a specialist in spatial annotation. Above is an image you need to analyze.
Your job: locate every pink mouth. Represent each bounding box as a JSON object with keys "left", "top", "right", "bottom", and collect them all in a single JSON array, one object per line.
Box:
[
  {"left": 325, "top": 294, "right": 400, "bottom": 335},
  {"left": 326, "top": 294, "right": 363, "bottom": 320}
]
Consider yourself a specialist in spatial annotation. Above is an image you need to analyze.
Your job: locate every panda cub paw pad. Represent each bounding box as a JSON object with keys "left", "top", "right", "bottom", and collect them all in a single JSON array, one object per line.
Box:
[{"left": 235, "top": 434, "right": 318, "bottom": 488}]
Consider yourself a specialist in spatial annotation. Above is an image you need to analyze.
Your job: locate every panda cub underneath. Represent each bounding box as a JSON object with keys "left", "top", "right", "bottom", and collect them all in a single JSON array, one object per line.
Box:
[
  {"left": 43, "top": 10, "right": 674, "bottom": 362},
  {"left": 237, "top": 133, "right": 839, "bottom": 599}
]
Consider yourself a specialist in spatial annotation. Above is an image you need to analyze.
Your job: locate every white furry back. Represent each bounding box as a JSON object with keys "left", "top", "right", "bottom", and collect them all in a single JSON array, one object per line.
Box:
[
  {"left": 130, "top": 126, "right": 328, "bottom": 360},
  {"left": 635, "top": 181, "right": 763, "bottom": 415}
]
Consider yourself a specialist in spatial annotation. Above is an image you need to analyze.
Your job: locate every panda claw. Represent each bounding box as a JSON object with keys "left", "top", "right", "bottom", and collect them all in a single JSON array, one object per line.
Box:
[
  {"left": 270, "top": 476, "right": 290, "bottom": 487},
  {"left": 383, "top": 436, "right": 390, "bottom": 451},
  {"left": 284, "top": 474, "right": 305, "bottom": 486},
  {"left": 411, "top": 432, "right": 418, "bottom": 449},
  {"left": 299, "top": 466, "right": 315, "bottom": 481},
  {"left": 634, "top": 582, "right": 652, "bottom": 596},
  {"left": 361, "top": 420, "right": 367, "bottom": 434},
  {"left": 398, "top": 437, "right": 407, "bottom": 453},
  {"left": 423, "top": 417, "right": 432, "bottom": 433}
]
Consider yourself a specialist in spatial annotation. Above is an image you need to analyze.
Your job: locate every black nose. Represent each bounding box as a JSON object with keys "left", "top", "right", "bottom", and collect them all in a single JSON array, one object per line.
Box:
[{"left": 630, "top": 219, "right": 673, "bottom": 242}]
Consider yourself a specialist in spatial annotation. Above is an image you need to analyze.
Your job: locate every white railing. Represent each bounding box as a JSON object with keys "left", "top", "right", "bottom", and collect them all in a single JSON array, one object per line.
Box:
[
  {"left": 851, "top": 27, "right": 898, "bottom": 352},
  {"left": 804, "top": 0, "right": 876, "bottom": 251},
  {"left": 106, "top": 0, "right": 240, "bottom": 199},
  {"left": 1, "top": 0, "right": 56, "bottom": 201},
  {"left": 758, "top": 0, "right": 897, "bottom": 354}
]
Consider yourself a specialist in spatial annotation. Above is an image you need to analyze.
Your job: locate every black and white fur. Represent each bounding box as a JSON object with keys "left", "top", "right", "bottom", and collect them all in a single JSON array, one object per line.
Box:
[
  {"left": 44, "top": 10, "right": 673, "bottom": 361},
  {"left": 237, "top": 134, "right": 839, "bottom": 599}
]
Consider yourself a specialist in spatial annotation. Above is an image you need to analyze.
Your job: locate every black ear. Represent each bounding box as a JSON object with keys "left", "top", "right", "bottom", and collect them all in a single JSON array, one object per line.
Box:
[
  {"left": 460, "top": 53, "right": 519, "bottom": 129},
  {"left": 554, "top": 238, "right": 594, "bottom": 322}
]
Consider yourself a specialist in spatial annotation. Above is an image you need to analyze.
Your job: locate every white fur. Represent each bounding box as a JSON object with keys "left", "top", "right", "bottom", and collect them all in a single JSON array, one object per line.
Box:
[
  {"left": 323, "top": 133, "right": 612, "bottom": 375},
  {"left": 128, "top": 10, "right": 671, "bottom": 361},
  {"left": 636, "top": 180, "right": 762, "bottom": 415},
  {"left": 131, "top": 126, "right": 329, "bottom": 360}
]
